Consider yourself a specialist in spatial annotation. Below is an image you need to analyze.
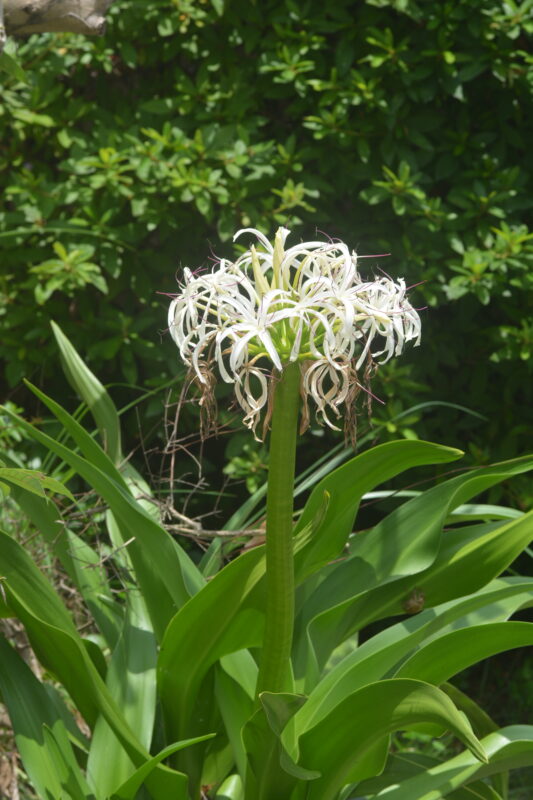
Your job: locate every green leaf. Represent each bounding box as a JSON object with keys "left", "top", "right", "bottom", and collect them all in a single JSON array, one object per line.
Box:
[
  {"left": 291, "top": 679, "right": 487, "bottom": 800},
  {"left": 216, "top": 651, "right": 257, "bottom": 776},
  {"left": 0, "top": 636, "right": 92, "bottom": 800},
  {"left": 0, "top": 527, "right": 85, "bottom": 644},
  {"left": 157, "top": 516, "right": 318, "bottom": 748},
  {"left": 158, "top": 546, "right": 266, "bottom": 744},
  {"left": 408, "top": 512, "right": 533, "bottom": 608},
  {"left": 40, "top": 725, "right": 93, "bottom": 800},
  {"left": 449, "top": 502, "right": 523, "bottom": 523},
  {"left": 51, "top": 320, "right": 123, "bottom": 464},
  {"left": 298, "top": 456, "right": 533, "bottom": 673},
  {"left": 22, "top": 379, "right": 129, "bottom": 491},
  {"left": 441, "top": 681, "right": 509, "bottom": 800},
  {"left": 1, "top": 458, "right": 123, "bottom": 649},
  {"left": 296, "top": 578, "right": 533, "bottom": 733},
  {"left": 65, "top": 527, "right": 124, "bottom": 648},
  {"left": 0, "top": 467, "right": 74, "bottom": 501},
  {"left": 0, "top": 529, "right": 189, "bottom": 798},
  {"left": 214, "top": 774, "right": 244, "bottom": 799},
  {"left": 355, "top": 751, "right": 503, "bottom": 799},
  {"left": 12, "top": 108, "right": 55, "bottom": 127},
  {"left": 395, "top": 621, "right": 533, "bottom": 683},
  {"left": 367, "top": 725, "right": 533, "bottom": 799},
  {"left": 1, "top": 399, "right": 203, "bottom": 640},
  {"left": 87, "top": 600, "right": 158, "bottom": 797},
  {"left": 242, "top": 693, "right": 315, "bottom": 800},
  {"left": 294, "top": 440, "right": 463, "bottom": 582},
  {"left": 199, "top": 536, "right": 224, "bottom": 577},
  {"left": 0, "top": 50, "right": 27, "bottom": 82},
  {"left": 110, "top": 734, "right": 216, "bottom": 800},
  {"left": 42, "top": 683, "right": 91, "bottom": 753},
  {"left": 441, "top": 682, "right": 499, "bottom": 741}
]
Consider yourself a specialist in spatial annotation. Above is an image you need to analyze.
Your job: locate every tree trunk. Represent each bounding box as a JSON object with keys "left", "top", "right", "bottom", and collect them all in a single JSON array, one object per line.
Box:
[{"left": 3, "top": 0, "right": 115, "bottom": 36}]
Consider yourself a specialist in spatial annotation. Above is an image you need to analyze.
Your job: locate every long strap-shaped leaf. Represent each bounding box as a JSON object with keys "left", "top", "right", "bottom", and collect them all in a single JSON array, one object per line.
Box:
[
  {"left": 353, "top": 750, "right": 502, "bottom": 799},
  {"left": 215, "top": 651, "right": 258, "bottom": 778},
  {"left": 395, "top": 621, "right": 533, "bottom": 683},
  {"left": 286, "top": 679, "right": 487, "bottom": 800},
  {"left": 2, "top": 464, "right": 124, "bottom": 649},
  {"left": 301, "top": 455, "right": 533, "bottom": 630},
  {"left": 158, "top": 518, "right": 318, "bottom": 752},
  {"left": 23, "top": 378, "right": 204, "bottom": 591},
  {"left": 51, "top": 320, "right": 123, "bottom": 466},
  {"left": 297, "top": 456, "right": 533, "bottom": 674},
  {"left": 366, "top": 725, "right": 533, "bottom": 800},
  {"left": 296, "top": 578, "right": 533, "bottom": 731},
  {"left": 158, "top": 546, "right": 267, "bottom": 743},
  {"left": 87, "top": 595, "right": 158, "bottom": 797},
  {"left": 22, "top": 380, "right": 130, "bottom": 492},
  {"left": 1, "top": 400, "right": 202, "bottom": 640},
  {"left": 293, "top": 439, "right": 464, "bottom": 582},
  {"left": 0, "top": 529, "right": 190, "bottom": 799},
  {"left": 242, "top": 693, "right": 316, "bottom": 800},
  {"left": 0, "top": 636, "right": 93, "bottom": 800},
  {"left": 302, "top": 513, "right": 533, "bottom": 685}
]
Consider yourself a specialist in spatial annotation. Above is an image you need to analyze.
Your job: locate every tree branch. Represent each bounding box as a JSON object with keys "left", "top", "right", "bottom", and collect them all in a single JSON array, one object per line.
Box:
[
  {"left": 4, "top": 0, "right": 115, "bottom": 36},
  {"left": 0, "top": 1, "right": 6, "bottom": 53}
]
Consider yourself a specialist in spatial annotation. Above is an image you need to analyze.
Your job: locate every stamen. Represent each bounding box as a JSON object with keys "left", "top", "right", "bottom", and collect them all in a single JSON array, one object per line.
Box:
[{"left": 358, "top": 253, "right": 391, "bottom": 258}]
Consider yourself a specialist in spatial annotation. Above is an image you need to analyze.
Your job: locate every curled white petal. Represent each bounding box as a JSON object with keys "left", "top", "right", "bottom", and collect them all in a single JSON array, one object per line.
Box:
[
  {"left": 234, "top": 366, "right": 269, "bottom": 436},
  {"left": 234, "top": 227, "right": 274, "bottom": 253}
]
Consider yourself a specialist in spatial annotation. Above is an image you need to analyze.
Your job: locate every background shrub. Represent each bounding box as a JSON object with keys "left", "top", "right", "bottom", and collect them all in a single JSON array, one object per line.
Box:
[{"left": 1, "top": 0, "right": 532, "bottom": 486}]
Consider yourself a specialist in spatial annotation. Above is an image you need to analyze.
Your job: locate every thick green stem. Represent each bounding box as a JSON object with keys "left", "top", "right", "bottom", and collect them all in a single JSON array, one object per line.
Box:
[{"left": 256, "top": 361, "right": 301, "bottom": 695}]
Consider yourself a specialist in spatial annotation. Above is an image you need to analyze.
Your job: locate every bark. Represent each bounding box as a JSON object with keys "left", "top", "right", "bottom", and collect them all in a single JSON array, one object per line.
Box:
[{"left": 4, "top": 0, "right": 115, "bottom": 36}]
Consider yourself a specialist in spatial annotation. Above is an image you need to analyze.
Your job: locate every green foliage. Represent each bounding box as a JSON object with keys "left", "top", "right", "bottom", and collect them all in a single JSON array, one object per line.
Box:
[
  {"left": 1, "top": 327, "right": 533, "bottom": 799},
  {"left": 0, "top": 464, "right": 74, "bottom": 500},
  {"left": 0, "top": 42, "right": 27, "bottom": 83},
  {"left": 0, "top": 0, "right": 531, "bottom": 464},
  {"left": 223, "top": 437, "right": 268, "bottom": 495},
  {"left": 30, "top": 242, "right": 108, "bottom": 305}
]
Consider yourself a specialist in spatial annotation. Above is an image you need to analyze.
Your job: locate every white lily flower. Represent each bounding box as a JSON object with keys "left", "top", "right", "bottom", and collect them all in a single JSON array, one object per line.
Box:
[{"left": 168, "top": 227, "right": 421, "bottom": 438}]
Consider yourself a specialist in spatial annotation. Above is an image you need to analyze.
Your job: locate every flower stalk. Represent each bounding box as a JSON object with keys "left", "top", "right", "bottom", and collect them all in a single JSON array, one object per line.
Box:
[
  {"left": 256, "top": 361, "right": 301, "bottom": 695},
  {"left": 167, "top": 225, "right": 423, "bottom": 697}
]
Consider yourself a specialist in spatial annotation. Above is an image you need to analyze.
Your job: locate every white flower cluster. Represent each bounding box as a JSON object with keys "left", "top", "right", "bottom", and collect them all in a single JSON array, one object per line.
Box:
[{"left": 168, "top": 227, "right": 421, "bottom": 436}]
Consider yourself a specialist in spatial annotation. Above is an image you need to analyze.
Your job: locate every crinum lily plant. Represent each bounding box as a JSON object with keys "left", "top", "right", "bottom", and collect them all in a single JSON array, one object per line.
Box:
[
  {"left": 168, "top": 227, "right": 422, "bottom": 694},
  {"left": 1, "top": 229, "right": 533, "bottom": 800}
]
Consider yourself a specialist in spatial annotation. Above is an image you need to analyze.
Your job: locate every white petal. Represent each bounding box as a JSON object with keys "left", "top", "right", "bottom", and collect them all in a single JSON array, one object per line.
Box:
[{"left": 233, "top": 227, "right": 274, "bottom": 252}]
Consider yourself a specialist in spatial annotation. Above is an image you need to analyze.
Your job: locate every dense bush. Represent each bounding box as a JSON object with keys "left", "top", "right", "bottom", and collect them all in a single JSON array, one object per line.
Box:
[{"left": 1, "top": 0, "right": 532, "bottom": 467}]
